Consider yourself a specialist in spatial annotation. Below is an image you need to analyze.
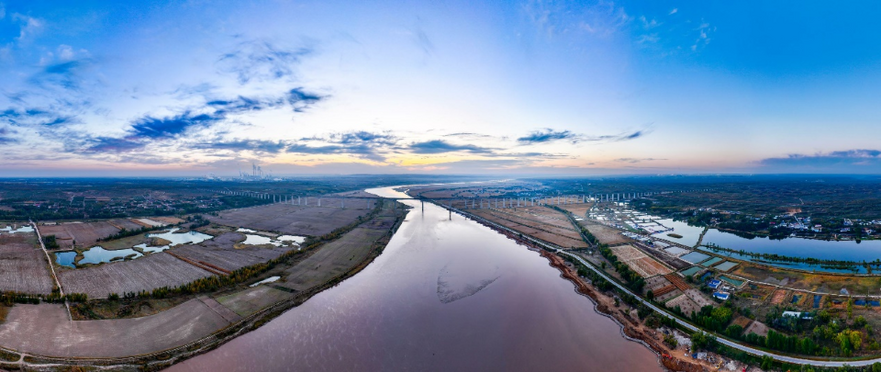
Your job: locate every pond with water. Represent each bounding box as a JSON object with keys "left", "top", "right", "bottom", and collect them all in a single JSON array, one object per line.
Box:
[
  {"left": 168, "top": 186, "right": 661, "bottom": 372},
  {"left": 147, "top": 228, "right": 212, "bottom": 246},
  {"left": 236, "top": 229, "right": 305, "bottom": 247},
  {"left": 55, "top": 228, "right": 215, "bottom": 268},
  {"left": 0, "top": 225, "right": 34, "bottom": 234},
  {"left": 701, "top": 228, "right": 881, "bottom": 263},
  {"left": 55, "top": 251, "right": 76, "bottom": 268},
  {"left": 55, "top": 246, "right": 143, "bottom": 268}
]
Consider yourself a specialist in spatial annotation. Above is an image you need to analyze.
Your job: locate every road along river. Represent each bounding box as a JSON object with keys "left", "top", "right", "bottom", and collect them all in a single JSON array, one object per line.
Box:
[{"left": 168, "top": 186, "right": 662, "bottom": 372}]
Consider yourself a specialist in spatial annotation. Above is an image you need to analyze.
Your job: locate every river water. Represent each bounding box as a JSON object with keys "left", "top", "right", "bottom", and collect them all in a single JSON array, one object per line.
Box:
[{"left": 167, "top": 187, "right": 661, "bottom": 372}]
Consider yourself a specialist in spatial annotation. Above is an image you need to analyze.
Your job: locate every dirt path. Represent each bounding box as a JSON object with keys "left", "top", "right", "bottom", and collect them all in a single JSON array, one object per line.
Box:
[{"left": 30, "top": 220, "right": 70, "bottom": 320}]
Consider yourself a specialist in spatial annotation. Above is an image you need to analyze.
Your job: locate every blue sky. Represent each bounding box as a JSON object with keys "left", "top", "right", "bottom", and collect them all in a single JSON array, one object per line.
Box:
[{"left": 0, "top": 0, "right": 880, "bottom": 176}]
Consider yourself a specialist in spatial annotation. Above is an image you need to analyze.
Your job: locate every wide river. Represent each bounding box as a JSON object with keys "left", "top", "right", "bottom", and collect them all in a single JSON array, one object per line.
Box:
[{"left": 168, "top": 187, "right": 661, "bottom": 372}]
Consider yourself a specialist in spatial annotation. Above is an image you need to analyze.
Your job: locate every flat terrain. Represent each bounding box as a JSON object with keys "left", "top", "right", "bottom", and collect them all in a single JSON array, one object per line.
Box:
[
  {"left": 666, "top": 294, "right": 701, "bottom": 317},
  {"left": 172, "top": 232, "right": 296, "bottom": 272},
  {"left": 0, "top": 204, "right": 403, "bottom": 360},
  {"left": 39, "top": 221, "right": 128, "bottom": 249},
  {"left": 471, "top": 207, "right": 588, "bottom": 249},
  {"left": 733, "top": 262, "right": 881, "bottom": 296},
  {"left": 278, "top": 227, "right": 385, "bottom": 292},
  {"left": 0, "top": 232, "right": 54, "bottom": 294},
  {"left": 215, "top": 285, "right": 292, "bottom": 317},
  {"left": 609, "top": 244, "right": 673, "bottom": 277},
  {"left": 634, "top": 242, "right": 691, "bottom": 270},
  {"left": 560, "top": 204, "right": 592, "bottom": 219},
  {"left": 207, "top": 203, "right": 370, "bottom": 236},
  {"left": 57, "top": 253, "right": 214, "bottom": 298},
  {"left": 0, "top": 298, "right": 233, "bottom": 357},
  {"left": 581, "top": 220, "right": 629, "bottom": 245}
]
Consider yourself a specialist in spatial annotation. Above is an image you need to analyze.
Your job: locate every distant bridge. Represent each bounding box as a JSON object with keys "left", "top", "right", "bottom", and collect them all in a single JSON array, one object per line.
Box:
[{"left": 214, "top": 188, "right": 714, "bottom": 209}]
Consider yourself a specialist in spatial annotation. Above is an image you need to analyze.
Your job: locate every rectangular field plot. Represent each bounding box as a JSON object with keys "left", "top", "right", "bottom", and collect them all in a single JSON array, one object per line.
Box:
[
  {"left": 39, "top": 221, "right": 123, "bottom": 250},
  {"left": 58, "top": 253, "right": 213, "bottom": 299},
  {"left": 279, "top": 227, "right": 386, "bottom": 292},
  {"left": 472, "top": 209, "right": 588, "bottom": 249},
  {"left": 582, "top": 222, "right": 629, "bottom": 246},
  {"left": 0, "top": 232, "right": 54, "bottom": 294},
  {"left": 609, "top": 245, "right": 672, "bottom": 277},
  {"left": 679, "top": 266, "right": 703, "bottom": 277},
  {"left": 680, "top": 251, "right": 710, "bottom": 264},
  {"left": 171, "top": 232, "right": 296, "bottom": 272},
  {"left": 701, "top": 257, "right": 724, "bottom": 267},
  {"left": 207, "top": 204, "right": 370, "bottom": 237},
  {"left": 664, "top": 247, "right": 688, "bottom": 256},
  {"left": 714, "top": 261, "right": 739, "bottom": 272}
]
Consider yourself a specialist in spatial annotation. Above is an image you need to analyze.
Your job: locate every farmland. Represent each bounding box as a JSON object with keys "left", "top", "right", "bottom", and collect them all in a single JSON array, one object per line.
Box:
[
  {"left": 278, "top": 227, "right": 388, "bottom": 292},
  {"left": 0, "top": 229, "right": 54, "bottom": 294},
  {"left": 39, "top": 221, "right": 124, "bottom": 249},
  {"left": 206, "top": 203, "right": 371, "bottom": 237},
  {"left": 172, "top": 231, "right": 296, "bottom": 272},
  {"left": 608, "top": 244, "right": 673, "bottom": 277},
  {"left": 470, "top": 207, "right": 588, "bottom": 249},
  {"left": 57, "top": 253, "right": 214, "bottom": 299},
  {"left": 587, "top": 222, "right": 630, "bottom": 245},
  {"left": 0, "top": 192, "right": 408, "bottom": 365}
]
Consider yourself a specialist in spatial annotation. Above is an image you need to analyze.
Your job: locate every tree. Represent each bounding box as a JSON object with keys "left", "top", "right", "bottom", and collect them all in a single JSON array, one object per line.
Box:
[
  {"left": 42, "top": 235, "right": 59, "bottom": 249},
  {"left": 691, "top": 332, "right": 717, "bottom": 351},
  {"left": 646, "top": 290, "right": 654, "bottom": 301},
  {"left": 725, "top": 324, "right": 743, "bottom": 339},
  {"left": 847, "top": 298, "right": 854, "bottom": 319},
  {"left": 663, "top": 334, "right": 678, "bottom": 349},
  {"left": 760, "top": 355, "right": 774, "bottom": 370}
]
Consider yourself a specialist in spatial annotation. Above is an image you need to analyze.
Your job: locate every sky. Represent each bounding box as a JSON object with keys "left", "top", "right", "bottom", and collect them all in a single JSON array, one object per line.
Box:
[{"left": 1, "top": 0, "right": 881, "bottom": 177}]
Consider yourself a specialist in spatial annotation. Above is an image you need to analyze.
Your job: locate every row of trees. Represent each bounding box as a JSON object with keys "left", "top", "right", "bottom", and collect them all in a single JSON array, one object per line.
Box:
[
  {"left": 546, "top": 205, "right": 599, "bottom": 245},
  {"left": 597, "top": 244, "right": 646, "bottom": 292},
  {"left": 703, "top": 243, "right": 869, "bottom": 270},
  {"left": 0, "top": 290, "right": 87, "bottom": 306},
  {"left": 98, "top": 225, "right": 165, "bottom": 242}
]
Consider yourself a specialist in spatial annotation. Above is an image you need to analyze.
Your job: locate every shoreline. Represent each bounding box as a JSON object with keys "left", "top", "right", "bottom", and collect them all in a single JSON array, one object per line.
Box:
[
  {"left": 0, "top": 206, "right": 408, "bottom": 371},
  {"left": 457, "top": 205, "right": 744, "bottom": 372}
]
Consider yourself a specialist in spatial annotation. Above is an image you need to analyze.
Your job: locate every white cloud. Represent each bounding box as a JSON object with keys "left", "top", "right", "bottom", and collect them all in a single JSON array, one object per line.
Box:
[
  {"left": 0, "top": 3, "right": 6, "bottom": 20},
  {"left": 39, "top": 45, "right": 90, "bottom": 66},
  {"left": 524, "top": 0, "right": 630, "bottom": 39},
  {"left": 12, "top": 13, "right": 44, "bottom": 42},
  {"left": 691, "top": 20, "right": 714, "bottom": 51},
  {"left": 57, "top": 44, "right": 89, "bottom": 60},
  {"left": 669, "top": 8, "right": 678, "bottom": 15},
  {"left": 636, "top": 34, "right": 659, "bottom": 45},
  {"left": 639, "top": 15, "right": 659, "bottom": 29}
]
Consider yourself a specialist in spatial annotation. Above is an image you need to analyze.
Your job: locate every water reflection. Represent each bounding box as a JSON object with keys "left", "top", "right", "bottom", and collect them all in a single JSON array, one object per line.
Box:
[
  {"left": 78, "top": 246, "right": 141, "bottom": 265},
  {"left": 0, "top": 225, "right": 34, "bottom": 234},
  {"left": 147, "top": 228, "right": 212, "bottom": 246},
  {"left": 168, "top": 187, "right": 661, "bottom": 372},
  {"left": 55, "top": 251, "right": 76, "bottom": 268}
]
